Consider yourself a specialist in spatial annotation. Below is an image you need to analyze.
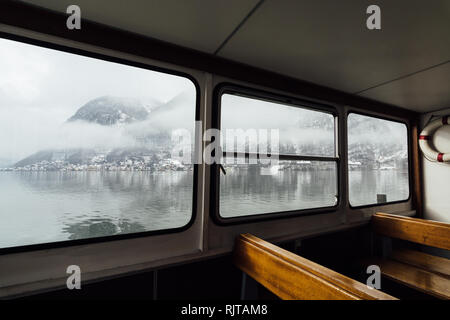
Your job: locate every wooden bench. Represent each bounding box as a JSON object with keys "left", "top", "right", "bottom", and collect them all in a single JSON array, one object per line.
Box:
[
  {"left": 367, "top": 212, "right": 450, "bottom": 299},
  {"left": 233, "top": 233, "right": 397, "bottom": 300}
]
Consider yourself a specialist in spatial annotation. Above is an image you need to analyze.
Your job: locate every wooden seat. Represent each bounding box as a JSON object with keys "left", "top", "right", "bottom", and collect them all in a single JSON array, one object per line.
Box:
[
  {"left": 390, "top": 249, "right": 450, "bottom": 278},
  {"left": 233, "top": 233, "right": 397, "bottom": 300},
  {"left": 370, "top": 212, "right": 450, "bottom": 299},
  {"left": 372, "top": 212, "right": 450, "bottom": 250},
  {"left": 366, "top": 257, "right": 450, "bottom": 299}
]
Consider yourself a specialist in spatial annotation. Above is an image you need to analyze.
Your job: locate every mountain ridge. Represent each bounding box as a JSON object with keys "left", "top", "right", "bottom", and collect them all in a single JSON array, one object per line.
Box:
[{"left": 67, "top": 96, "right": 157, "bottom": 126}]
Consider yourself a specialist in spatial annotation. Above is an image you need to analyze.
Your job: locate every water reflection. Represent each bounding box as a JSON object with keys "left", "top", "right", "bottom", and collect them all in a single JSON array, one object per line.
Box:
[
  {"left": 349, "top": 169, "right": 409, "bottom": 206},
  {"left": 0, "top": 171, "right": 193, "bottom": 248},
  {"left": 220, "top": 162, "right": 338, "bottom": 217},
  {"left": 63, "top": 217, "right": 146, "bottom": 240},
  {"left": 0, "top": 166, "right": 409, "bottom": 248}
]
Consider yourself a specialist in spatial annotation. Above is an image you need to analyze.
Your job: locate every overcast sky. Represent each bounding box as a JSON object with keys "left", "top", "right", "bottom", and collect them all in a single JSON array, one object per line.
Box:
[{"left": 0, "top": 37, "right": 195, "bottom": 163}]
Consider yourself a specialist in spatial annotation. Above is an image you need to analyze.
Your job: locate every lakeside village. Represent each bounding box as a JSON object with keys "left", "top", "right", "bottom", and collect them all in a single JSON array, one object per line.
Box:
[
  {"left": 0, "top": 156, "right": 407, "bottom": 173},
  {"left": 1, "top": 159, "right": 341, "bottom": 173},
  {"left": 0, "top": 156, "right": 331, "bottom": 173},
  {"left": 0, "top": 144, "right": 408, "bottom": 173},
  {"left": 0, "top": 152, "right": 193, "bottom": 173}
]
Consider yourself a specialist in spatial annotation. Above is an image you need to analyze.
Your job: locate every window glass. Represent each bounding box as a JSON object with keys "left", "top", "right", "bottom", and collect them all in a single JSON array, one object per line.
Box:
[
  {"left": 219, "top": 93, "right": 337, "bottom": 218},
  {"left": 0, "top": 38, "right": 196, "bottom": 249},
  {"left": 347, "top": 113, "right": 409, "bottom": 207},
  {"left": 221, "top": 94, "right": 335, "bottom": 156},
  {"left": 220, "top": 161, "right": 337, "bottom": 217}
]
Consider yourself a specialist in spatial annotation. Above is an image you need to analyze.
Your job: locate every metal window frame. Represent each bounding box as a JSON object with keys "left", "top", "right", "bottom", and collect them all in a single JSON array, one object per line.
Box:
[
  {"left": 210, "top": 83, "right": 341, "bottom": 225},
  {"left": 346, "top": 111, "right": 412, "bottom": 209},
  {"left": 0, "top": 32, "right": 200, "bottom": 255}
]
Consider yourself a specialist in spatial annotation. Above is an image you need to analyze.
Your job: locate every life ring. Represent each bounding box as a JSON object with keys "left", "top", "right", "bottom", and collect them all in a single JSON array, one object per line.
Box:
[{"left": 419, "top": 116, "right": 450, "bottom": 162}]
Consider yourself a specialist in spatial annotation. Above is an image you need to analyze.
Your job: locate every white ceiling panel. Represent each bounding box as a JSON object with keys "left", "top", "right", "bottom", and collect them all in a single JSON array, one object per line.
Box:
[
  {"left": 359, "top": 62, "right": 450, "bottom": 113},
  {"left": 20, "top": 0, "right": 260, "bottom": 53},
  {"left": 218, "top": 0, "right": 450, "bottom": 95}
]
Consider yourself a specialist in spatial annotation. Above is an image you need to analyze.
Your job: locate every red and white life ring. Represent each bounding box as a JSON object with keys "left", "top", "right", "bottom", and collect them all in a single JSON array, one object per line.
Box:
[{"left": 419, "top": 116, "right": 450, "bottom": 162}]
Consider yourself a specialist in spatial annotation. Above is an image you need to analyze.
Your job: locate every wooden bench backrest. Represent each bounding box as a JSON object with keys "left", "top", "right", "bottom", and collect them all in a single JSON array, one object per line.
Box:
[
  {"left": 372, "top": 213, "right": 450, "bottom": 250},
  {"left": 233, "top": 233, "right": 397, "bottom": 300}
]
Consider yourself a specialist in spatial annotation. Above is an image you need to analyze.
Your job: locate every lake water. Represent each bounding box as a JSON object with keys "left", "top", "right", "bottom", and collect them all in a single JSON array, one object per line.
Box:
[
  {"left": 220, "top": 166, "right": 338, "bottom": 217},
  {"left": 0, "top": 169, "right": 409, "bottom": 249},
  {"left": 0, "top": 171, "right": 193, "bottom": 248}
]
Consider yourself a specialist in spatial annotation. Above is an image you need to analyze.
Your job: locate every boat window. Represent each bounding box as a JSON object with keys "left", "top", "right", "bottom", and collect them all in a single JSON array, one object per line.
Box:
[
  {"left": 218, "top": 92, "right": 338, "bottom": 219},
  {"left": 347, "top": 113, "right": 409, "bottom": 207},
  {"left": 0, "top": 37, "right": 197, "bottom": 250}
]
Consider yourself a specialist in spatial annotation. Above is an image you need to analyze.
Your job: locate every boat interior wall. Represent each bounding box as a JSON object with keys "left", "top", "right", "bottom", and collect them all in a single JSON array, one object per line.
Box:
[
  {"left": 0, "top": 1, "right": 444, "bottom": 299},
  {"left": 0, "top": 47, "right": 415, "bottom": 297},
  {"left": 420, "top": 110, "right": 450, "bottom": 220},
  {"left": 0, "top": 26, "right": 208, "bottom": 298},
  {"left": 206, "top": 75, "right": 414, "bottom": 252},
  {"left": 419, "top": 108, "right": 450, "bottom": 258}
]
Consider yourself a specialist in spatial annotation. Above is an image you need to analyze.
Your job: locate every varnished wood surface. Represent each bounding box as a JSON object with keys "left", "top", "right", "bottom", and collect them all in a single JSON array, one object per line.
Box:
[
  {"left": 390, "top": 249, "right": 450, "bottom": 278},
  {"left": 372, "top": 213, "right": 450, "bottom": 250},
  {"left": 233, "top": 233, "right": 397, "bottom": 300},
  {"left": 411, "top": 123, "right": 423, "bottom": 218},
  {"left": 370, "top": 258, "right": 450, "bottom": 299}
]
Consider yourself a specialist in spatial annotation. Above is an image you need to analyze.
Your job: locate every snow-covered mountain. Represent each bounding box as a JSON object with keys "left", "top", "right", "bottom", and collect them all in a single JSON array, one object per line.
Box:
[
  {"left": 67, "top": 96, "right": 157, "bottom": 126},
  {"left": 348, "top": 115, "right": 408, "bottom": 168},
  {"left": 10, "top": 93, "right": 406, "bottom": 170},
  {"left": 12, "top": 93, "right": 192, "bottom": 168}
]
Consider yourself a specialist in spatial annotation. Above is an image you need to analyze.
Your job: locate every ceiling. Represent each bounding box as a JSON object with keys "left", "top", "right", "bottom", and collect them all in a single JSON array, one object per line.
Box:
[{"left": 21, "top": 0, "right": 450, "bottom": 113}]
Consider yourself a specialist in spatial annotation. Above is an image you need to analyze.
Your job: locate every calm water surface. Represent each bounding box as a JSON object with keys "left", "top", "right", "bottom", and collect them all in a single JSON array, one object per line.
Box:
[{"left": 0, "top": 169, "right": 408, "bottom": 248}]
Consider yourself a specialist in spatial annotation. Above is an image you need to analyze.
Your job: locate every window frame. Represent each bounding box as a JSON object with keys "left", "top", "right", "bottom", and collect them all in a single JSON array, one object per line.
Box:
[
  {"left": 346, "top": 111, "right": 412, "bottom": 209},
  {"left": 0, "top": 32, "right": 201, "bottom": 255},
  {"left": 210, "top": 83, "right": 341, "bottom": 225}
]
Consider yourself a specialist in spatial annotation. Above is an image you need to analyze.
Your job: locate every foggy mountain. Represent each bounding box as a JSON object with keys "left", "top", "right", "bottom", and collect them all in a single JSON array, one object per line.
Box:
[
  {"left": 11, "top": 93, "right": 406, "bottom": 169},
  {"left": 13, "top": 93, "right": 192, "bottom": 168},
  {"left": 15, "top": 149, "right": 97, "bottom": 167},
  {"left": 67, "top": 96, "right": 158, "bottom": 126},
  {"left": 348, "top": 115, "right": 408, "bottom": 168}
]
